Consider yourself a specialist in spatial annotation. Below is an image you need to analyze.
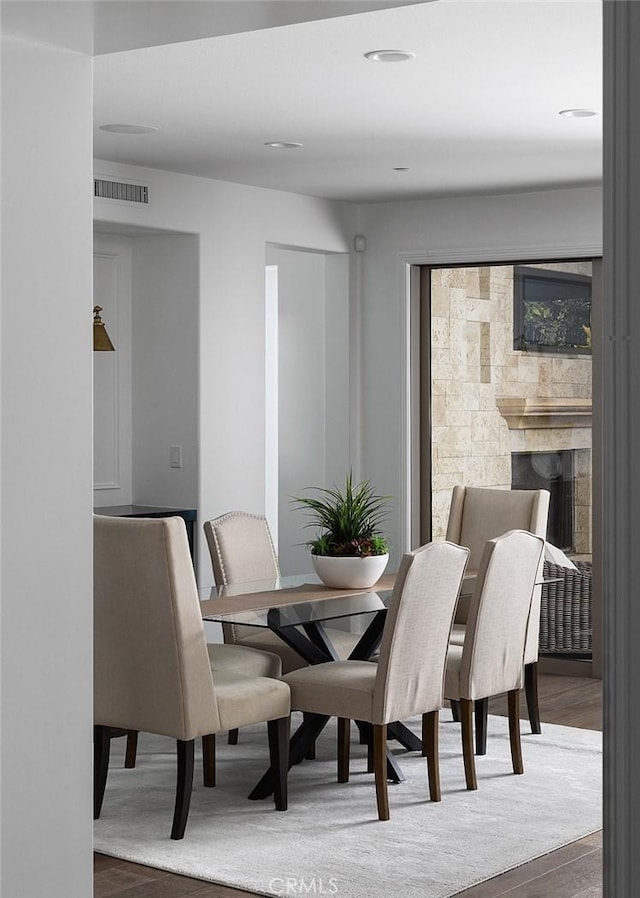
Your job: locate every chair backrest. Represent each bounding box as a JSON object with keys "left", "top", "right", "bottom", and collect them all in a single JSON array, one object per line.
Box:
[
  {"left": 372, "top": 540, "right": 470, "bottom": 725},
  {"left": 204, "top": 511, "right": 280, "bottom": 585},
  {"left": 459, "top": 529, "right": 545, "bottom": 701},
  {"left": 446, "top": 485, "right": 549, "bottom": 571},
  {"left": 94, "top": 515, "right": 220, "bottom": 741}
]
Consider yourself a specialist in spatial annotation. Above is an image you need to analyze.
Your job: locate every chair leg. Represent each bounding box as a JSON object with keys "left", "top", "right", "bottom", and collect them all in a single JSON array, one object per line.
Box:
[
  {"left": 124, "top": 730, "right": 138, "bottom": 768},
  {"left": 422, "top": 710, "right": 441, "bottom": 802},
  {"left": 94, "top": 725, "right": 111, "bottom": 820},
  {"left": 338, "top": 718, "right": 350, "bottom": 783},
  {"left": 450, "top": 699, "right": 461, "bottom": 722},
  {"left": 228, "top": 728, "right": 239, "bottom": 745},
  {"left": 268, "top": 716, "right": 290, "bottom": 811},
  {"left": 460, "top": 699, "right": 477, "bottom": 791},
  {"left": 202, "top": 734, "right": 216, "bottom": 787},
  {"left": 303, "top": 713, "right": 316, "bottom": 759},
  {"left": 171, "top": 739, "right": 195, "bottom": 840},
  {"left": 372, "top": 724, "right": 390, "bottom": 821},
  {"left": 355, "top": 721, "right": 375, "bottom": 772},
  {"left": 525, "top": 661, "right": 542, "bottom": 735},
  {"left": 474, "top": 697, "right": 488, "bottom": 756},
  {"left": 508, "top": 689, "right": 524, "bottom": 775}
]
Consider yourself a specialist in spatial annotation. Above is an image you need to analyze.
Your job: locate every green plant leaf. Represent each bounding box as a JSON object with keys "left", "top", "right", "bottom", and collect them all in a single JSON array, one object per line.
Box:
[{"left": 292, "top": 471, "right": 391, "bottom": 556}]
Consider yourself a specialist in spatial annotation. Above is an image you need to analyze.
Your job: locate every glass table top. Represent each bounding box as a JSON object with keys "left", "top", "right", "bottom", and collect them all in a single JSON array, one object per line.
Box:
[
  {"left": 199, "top": 570, "right": 556, "bottom": 630},
  {"left": 200, "top": 574, "right": 393, "bottom": 628}
]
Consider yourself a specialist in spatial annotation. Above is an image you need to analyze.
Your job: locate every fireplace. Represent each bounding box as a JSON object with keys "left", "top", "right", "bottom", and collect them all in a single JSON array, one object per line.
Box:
[{"left": 512, "top": 450, "right": 574, "bottom": 551}]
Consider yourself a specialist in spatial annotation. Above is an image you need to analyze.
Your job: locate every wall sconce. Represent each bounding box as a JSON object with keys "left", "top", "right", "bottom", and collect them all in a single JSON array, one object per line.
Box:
[{"left": 93, "top": 306, "right": 115, "bottom": 351}]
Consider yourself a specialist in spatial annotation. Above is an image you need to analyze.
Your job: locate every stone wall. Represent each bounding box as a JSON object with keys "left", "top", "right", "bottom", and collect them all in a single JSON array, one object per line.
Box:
[{"left": 430, "top": 262, "right": 592, "bottom": 556}]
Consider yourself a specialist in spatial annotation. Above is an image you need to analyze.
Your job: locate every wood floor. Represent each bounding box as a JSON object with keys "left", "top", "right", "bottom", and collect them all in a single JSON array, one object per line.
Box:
[{"left": 95, "top": 674, "right": 603, "bottom": 898}]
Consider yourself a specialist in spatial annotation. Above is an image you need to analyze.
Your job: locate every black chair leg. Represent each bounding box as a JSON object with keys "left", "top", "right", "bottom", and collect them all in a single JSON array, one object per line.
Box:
[
  {"left": 525, "top": 661, "right": 542, "bottom": 734},
  {"left": 94, "top": 725, "right": 111, "bottom": 820},
  {"left": 474, "top": 697, "right": 488, "bottom": 755},
  {"left": 268, "top": 716, "right": 290, "bottom": 811},
  {"left": 450, "top": 699, "right": 461, "bottom": 723},
  {"left": 303, "top": 713, "right": 317, "bottom": 759},
  {"left": 171, "top": 739, "right": 195, "bottom": 840}
]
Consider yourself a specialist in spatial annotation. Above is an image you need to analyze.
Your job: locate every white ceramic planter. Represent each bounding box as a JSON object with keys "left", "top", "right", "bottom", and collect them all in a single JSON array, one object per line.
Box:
[{"left": 311, "top": 553, "right": 389, "bottom": 589}]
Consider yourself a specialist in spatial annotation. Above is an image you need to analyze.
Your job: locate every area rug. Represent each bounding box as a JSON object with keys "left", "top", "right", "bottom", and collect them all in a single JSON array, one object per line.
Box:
[{"left": 94, "top": 714, "right": 602, "bottom": 898}]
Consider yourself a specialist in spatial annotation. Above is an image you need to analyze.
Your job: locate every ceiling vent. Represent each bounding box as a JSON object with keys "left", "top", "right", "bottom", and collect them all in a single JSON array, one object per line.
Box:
[{"left": 94, "top": 176, "right": 149, "bottom": 206}]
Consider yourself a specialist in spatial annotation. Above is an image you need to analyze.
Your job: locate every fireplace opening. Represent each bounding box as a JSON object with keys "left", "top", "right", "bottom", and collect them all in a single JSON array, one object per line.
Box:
[{"left": 512, "top": 450, "right": 574, "bottom": 551}]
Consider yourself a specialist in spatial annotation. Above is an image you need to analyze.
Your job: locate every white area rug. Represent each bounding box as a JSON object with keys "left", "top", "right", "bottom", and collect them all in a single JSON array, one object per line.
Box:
[{"left": 94, "top": 714, "right": 602, "bottom": 898}]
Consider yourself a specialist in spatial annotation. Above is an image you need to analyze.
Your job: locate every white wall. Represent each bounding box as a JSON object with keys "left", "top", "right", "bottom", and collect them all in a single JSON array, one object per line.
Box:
[
  {"left": 94, "top": 162, "right": 358, "bottom": 585},
  {"left": 266, "top": 246, "right": 350, "bottom": 574},
  {"left": 131, "top": 234, "right": 199, "bottom": 509},
  {"left": 0, "top": 35, "right": 94, "bottom": 898},
  {"left": 358, "top": 186, "right": 603, "bottom": 568},
  {"left": 269, "top": 246, "right": 328, "bottom": 573},
  {"left": 93, "top": 234, "right": 133, "bottom": 505}
]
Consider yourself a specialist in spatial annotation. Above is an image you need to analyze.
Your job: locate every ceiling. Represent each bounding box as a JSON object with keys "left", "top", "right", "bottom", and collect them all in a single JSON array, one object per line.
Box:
[{"left": 7, "top": 0, "right": 603, "bottom": 204}]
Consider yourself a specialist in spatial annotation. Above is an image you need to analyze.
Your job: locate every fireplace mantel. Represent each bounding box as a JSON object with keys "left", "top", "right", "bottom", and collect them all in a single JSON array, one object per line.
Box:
[{"left": 497, "top": 397, "right": 592, "bottom": 430}]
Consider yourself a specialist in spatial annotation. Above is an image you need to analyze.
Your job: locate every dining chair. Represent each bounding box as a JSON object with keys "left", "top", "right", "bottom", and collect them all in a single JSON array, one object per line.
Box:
[
  {"left": 205, "top": 511, "right": 363, "bottom": 663},
  {"left": 281, "top": 540, "right": 470, "bottom": 821},
  {"left": 445, "top": 485, "right": 550, "bottom": 751},
  {"left": 204, "top": 511, "right": 364, "bottom": 746},
  {"left": 445, "top": 529, "right": 545, "bottom": 791},
  {"left": 94, "top": 514, "right": 291, "bottom": 839}
]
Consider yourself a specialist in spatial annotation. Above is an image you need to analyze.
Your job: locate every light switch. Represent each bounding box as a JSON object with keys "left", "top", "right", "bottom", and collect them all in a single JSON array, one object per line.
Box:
[{"left": 170, "top": 445, "right": 183, "bottom": 469}]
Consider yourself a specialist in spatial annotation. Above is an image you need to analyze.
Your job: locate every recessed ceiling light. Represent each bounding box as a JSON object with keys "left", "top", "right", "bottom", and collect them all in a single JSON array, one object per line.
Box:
[
  {"left": 394, "top": 167, "right": 410, "bottom": 172},
  {"left": 264, "top": 141, "right": 304, "bottom": 149},
  {"left": 558, "top": 108, "right": 598, "bottom": 118},
  {"left": 99, "top": 123, "right": 159, "bottom": 134},
  {"left": 364, "top": 49, "right": 415, "bottom": 63}
]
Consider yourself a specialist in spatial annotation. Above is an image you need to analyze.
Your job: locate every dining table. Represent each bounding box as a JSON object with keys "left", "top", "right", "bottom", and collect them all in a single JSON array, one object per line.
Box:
[{"left": 200, "top": 570, "right": 478, "bottom": 798}]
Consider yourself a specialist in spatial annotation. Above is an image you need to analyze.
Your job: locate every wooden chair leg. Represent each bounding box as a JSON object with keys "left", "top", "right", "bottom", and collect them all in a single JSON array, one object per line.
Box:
[
  {"left": 124, "top": 730, "right": 138, "bottom": 768},
  {"left": 338, "top": 718, "right": 350, "bottom": 783},
  {"left": 94, "top": 725, "right": 111, "bottom": 820},
  {"left": 508, "top": 689, "right": 524, "bottom": 775},
  {"left": 372, "top": 724, "right": 390, "bottom": 821},
  {"left": 422, "top": 710, "right": 441, "bottom": 802},
  {"left": 202, "top": 734, "right": 216, "bottom": 787},
  {"left": 268, "top": 716, "right": 290, "bottom": 811},
  {"left": 171, "top": 739, "right": 195, "bottom": 840},
  {"left": 460, "top": 699, "right": 477, "bottom": 791},
  {"left": 228, "top": 728, "right": 239, "bottom": 745},
  {"left": 474, "top": 697, "right": 488, "bottom": 756},
  {"left": 450, "top": 699, "right": 461, "bottom": 722},
  {"left": 525, "top": 661, "right": 542, "bottom": 735}
]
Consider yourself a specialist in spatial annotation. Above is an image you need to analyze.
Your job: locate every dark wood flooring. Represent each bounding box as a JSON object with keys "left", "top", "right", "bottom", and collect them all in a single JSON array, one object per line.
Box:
[{"left": 95, "top": 674, "right": 603, "bottom": 898}]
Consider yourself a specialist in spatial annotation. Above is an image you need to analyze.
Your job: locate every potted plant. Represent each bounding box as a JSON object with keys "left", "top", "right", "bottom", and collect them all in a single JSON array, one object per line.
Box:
[{"left": 292, "top": 473, "right": 391, "bottom": 589}]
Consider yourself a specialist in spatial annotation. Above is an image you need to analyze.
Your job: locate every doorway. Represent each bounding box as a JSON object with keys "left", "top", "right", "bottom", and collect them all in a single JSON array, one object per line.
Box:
[
  {"left": 265, "top": 245, "right": 351, "bottom": 575},
  {"left": 415, "top": 258, "right": 602, "bottom": 675}
]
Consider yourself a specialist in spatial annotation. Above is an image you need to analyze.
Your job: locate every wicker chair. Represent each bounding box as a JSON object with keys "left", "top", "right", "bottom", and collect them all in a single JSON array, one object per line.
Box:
[{"left": 539, "top": 560, "right": 592, "bottom": 655}]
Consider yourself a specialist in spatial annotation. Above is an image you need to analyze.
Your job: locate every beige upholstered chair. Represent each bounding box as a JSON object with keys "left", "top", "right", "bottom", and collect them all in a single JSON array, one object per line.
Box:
[
  {"left": 94, "top": 514, "right": 290, "bottom": 839},
  {"left": 445, "top": 529, "right": 545, "bottom": 790},
  {"left": 204, "top": 511, "right": 362, "bottom": 672},
  {"left": 445, "top": 486, "right": 550, "bottom": 748},
  {"left": 282, "top": 540, "right": 470, "bottom": 821}
]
